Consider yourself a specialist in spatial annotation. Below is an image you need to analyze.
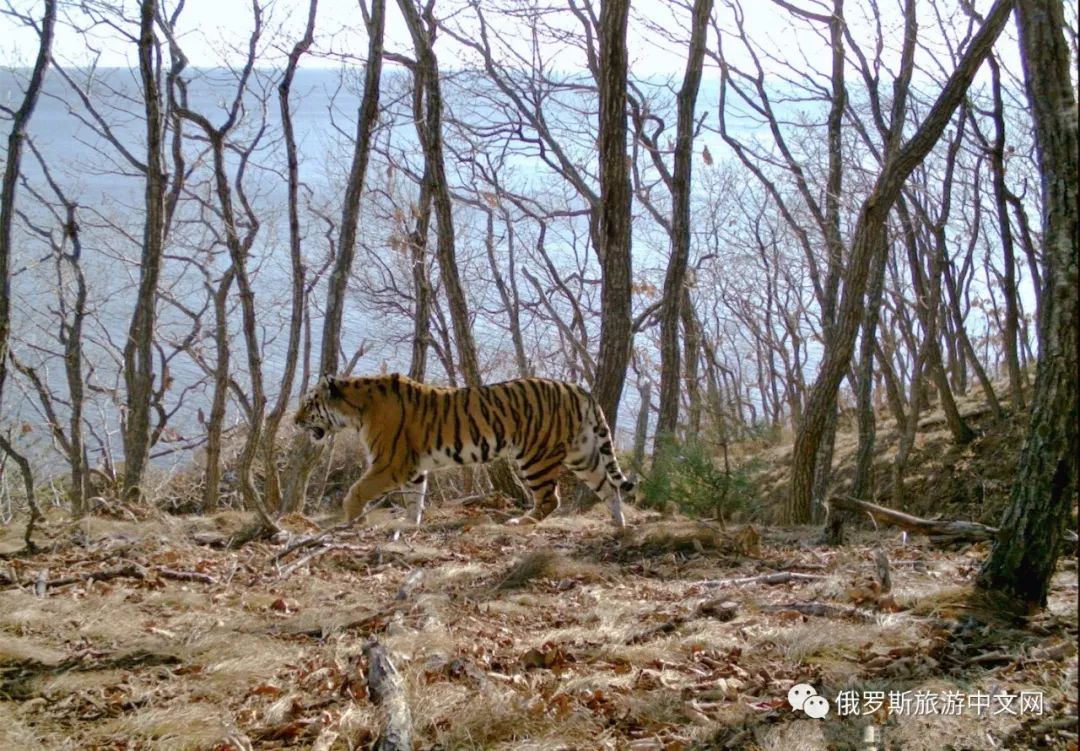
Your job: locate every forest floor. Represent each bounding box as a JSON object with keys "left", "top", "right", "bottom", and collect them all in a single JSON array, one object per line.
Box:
[{"left": 0, "top": 496, "right": 1076, "bottom": 750}]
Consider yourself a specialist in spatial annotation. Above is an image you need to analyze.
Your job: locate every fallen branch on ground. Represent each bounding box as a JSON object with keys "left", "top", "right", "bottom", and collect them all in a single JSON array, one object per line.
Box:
[
  {"left": 6, "top": 562, "right": 217, "bottom": 593},
  {"left": 759, "top": 601, "right": 876, "bottom": 622},
  {"left": 273, "top": 516, "right": 369, "bottom": 563},
  {"left": 829, "top": 495, "right": 998, "bottom": 544},
  {"left": 362, "top": 640, "right": 412, "bottom": 751},
  {"left": 698, "top": 571, "right": 826, "bottom": 588}
]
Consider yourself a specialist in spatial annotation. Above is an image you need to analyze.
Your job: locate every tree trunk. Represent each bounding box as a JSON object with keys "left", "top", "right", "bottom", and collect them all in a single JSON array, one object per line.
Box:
[
  {"left": 978, "top": 0, "right": 1078, "bottom": 607},
  {"left": 591, "top": 0, "right": 634, "bottom": 429},
  {"left": 681, "top": 291, "right": 703, "bottom": 435},
  {"left": 484, "top": 209, "right": 530, "bottom": 378},
  {"left": 122, "top": 0, "right": 167, "bottom": 502},
  {"left": 0, "top": 1, "right": 56, "bottom": 535},
  {"left": 203, "top": 270, "right": 235, "bottom": 513},
  {"left": 829, "top": 223, "right": 889, "bottom": 544},
  {"left": 654, "top": 0, "right": 712, "bottom": 448},
  {"left": 266, "top": 0, "right": 317, "bottom": 515},
  {"left": 322, "top": 0, "right": 384, "bottom": 375},
  {"left": 399, "top": 0, "right": 523, "bottom": 504},
  {"left": 985, "top": 56, "right": 1026, "bottom": 411},
  {"left": 407, "top": 123, "right": 434, "bottom": 382},
  {"left": 632, "top": 379, "right": 651, "bottom": 473},
  {"left": 0, "top": 0, "right": 55, "bottom": 443}
]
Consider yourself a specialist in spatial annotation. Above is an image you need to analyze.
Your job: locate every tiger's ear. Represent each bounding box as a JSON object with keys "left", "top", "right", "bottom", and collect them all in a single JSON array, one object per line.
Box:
[{"left": 322, "top": 374, "right": 343, "bottom": 398}]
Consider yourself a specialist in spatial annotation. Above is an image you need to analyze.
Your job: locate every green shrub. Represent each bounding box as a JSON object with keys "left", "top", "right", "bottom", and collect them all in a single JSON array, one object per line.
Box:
[{"left": 637, "top": 437, "right": 754, "bottom": 521}]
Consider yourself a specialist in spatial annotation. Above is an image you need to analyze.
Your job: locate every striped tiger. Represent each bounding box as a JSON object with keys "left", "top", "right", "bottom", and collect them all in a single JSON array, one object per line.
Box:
[{"left": 293, "top": 373, "right": 631, "bottom": 527}]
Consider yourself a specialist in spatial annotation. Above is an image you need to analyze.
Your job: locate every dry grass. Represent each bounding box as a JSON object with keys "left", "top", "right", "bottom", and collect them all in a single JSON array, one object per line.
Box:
[{"left": 0, "top": 502, "right": 1075, "bottom": 751}]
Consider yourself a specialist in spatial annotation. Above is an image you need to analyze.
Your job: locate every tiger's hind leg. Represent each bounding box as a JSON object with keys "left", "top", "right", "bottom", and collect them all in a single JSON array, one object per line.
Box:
[
  {"left": 566, "top": 436, "right": 631, "bottom": 529},
  {"left": 508, "top": 450, "right": 565, "bottom": 525}
]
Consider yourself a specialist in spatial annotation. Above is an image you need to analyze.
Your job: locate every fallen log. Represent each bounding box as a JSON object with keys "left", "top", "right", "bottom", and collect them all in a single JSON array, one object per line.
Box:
[
  {"left": 362, "top": 640, "right": 412, "bottom": 751},
  {"left": 829, "top": 495, "right": 998, "bottom": 545}
]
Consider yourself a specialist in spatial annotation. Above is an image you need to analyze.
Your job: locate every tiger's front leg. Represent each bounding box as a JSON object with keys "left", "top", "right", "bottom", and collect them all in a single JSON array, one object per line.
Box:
[
  {"left": 404, "top": 473, "right": 428, "bottom": 525},
  {"left": 343, "top": 464, "right": 408, "bottom": 521}
]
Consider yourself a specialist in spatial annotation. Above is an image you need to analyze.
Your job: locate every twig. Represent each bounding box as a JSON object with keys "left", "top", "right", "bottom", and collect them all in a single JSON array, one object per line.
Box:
[
  {"left": 276, "top": 545, "right": 331, "bottom": 580},
  {"left": 39, "top": 563, "right": 146, "bottom": 590},
  {"left": 157, "top": 567, "right": 216, "bottom": 584}
]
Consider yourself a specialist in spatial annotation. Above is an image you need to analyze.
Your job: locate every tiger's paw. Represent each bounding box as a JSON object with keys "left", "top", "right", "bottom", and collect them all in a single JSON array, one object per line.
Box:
[{"left": 507, "top": 514, "right": 540, "bottom": 526}]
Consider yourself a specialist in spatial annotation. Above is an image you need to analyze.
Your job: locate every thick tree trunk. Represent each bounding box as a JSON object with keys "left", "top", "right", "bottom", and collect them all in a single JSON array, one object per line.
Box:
[
  {"left": 978, "top": 0, "right": 1078, "bottom": 607},
  {"left": 681, "top": 291, "right": 703, "bottom": 435},
  {"left": 591, "top": 0, "right": 634, "bottom": 429}
]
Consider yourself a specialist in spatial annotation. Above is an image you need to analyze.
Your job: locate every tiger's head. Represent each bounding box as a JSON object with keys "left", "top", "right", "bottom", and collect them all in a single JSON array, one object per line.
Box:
[{"left": 294, "top": 375, "right": 357, "bottom": 443}]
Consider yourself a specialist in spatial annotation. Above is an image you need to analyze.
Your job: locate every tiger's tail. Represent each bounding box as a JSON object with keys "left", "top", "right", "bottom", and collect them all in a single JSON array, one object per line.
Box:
[{"left": 570, "top": 392, "right": 632, "bottom": 527}]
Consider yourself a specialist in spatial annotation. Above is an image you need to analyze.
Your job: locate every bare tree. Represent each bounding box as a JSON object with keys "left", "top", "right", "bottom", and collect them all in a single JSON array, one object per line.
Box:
[
  {"left": 120, "top": 0, "right": 169, "bottom": 502},
  {"left": 267, "top": 0, "right": 319, "bottom": 515},
  {"left": 651, "top": 0, "right": 713, "bottom": 451},
  {"left": 0, "top": 0, "right": 56, "bottom": 547},
  {"left": 787, "top": 0, "right": 1015, "bottom": 522},
  {"left": 161, "top": 0, "right": 277, "bottom": 528},
  {"left": 283, "top": 0, "right": 385, "bottom": 514},
  {"left": 397, "top": 0, "right": 480, "bottom": 384}
]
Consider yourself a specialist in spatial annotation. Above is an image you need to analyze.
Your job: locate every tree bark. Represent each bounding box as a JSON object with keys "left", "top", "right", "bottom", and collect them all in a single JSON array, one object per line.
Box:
[
  {"left": 121, "top": 0, "right": 167, "bottom": 502},
  {"left": 830, "top": 222, "right": 889, "bottom": 544},
  {"left": 591, "top": 0, "right": 634, "bottom": 430},
  {"left": 985, "top": 56, "right": 1026, "bottom": 410},
  {"left": 978, "top": 0, "right": 1078, "bottom": 607}
]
